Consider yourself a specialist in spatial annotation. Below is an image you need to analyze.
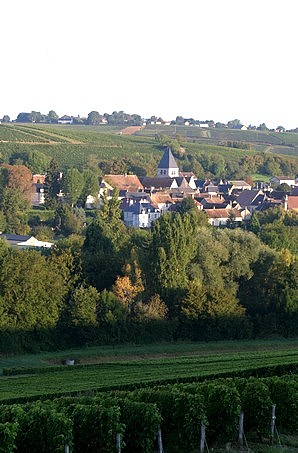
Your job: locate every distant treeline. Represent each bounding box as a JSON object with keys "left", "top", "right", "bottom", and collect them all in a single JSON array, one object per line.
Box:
[{"left": 2, "top": 111, "right": 298, "bottom": 131}]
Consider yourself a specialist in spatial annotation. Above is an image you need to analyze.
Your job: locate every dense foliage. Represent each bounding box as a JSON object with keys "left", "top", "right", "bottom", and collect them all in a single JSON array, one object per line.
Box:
[{"left": 0, "top": 198, "right": 297, "bottom": 353}]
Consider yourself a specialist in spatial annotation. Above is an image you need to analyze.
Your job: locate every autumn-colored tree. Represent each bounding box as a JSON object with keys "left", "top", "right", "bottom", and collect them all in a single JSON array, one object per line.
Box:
[
  {"left": 1, "top": 164, "right": 34, "bottom": 201},
  {"left": 112, "top": 275, "right": 141, "bottom": 315}
]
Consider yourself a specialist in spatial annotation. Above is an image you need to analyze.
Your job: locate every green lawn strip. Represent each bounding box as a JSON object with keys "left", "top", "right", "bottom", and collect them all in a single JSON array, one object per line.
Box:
[{"left": 1, "top": 349, "right": 297, "bottom": 402}]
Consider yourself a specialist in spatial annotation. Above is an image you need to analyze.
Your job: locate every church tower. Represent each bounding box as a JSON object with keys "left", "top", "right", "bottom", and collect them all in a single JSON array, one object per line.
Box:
[{"left": 157, "top": 147, "right": 180, "bottom": 178}]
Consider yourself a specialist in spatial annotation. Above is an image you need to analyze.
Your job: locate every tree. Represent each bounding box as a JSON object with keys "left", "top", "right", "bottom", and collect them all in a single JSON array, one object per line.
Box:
[
  {"left": 44, "top": 159, "right": 61, "bottom": 209},
  {"left": 239, "top": 249, "right": 298, "bottom": 334},
  {"left": 26, "top": 150, "right": 50, "bottom": 174},
  {"left": 276, "top": 125, "right": 285, "bottom": 133},
  {"left": 54, "top": 204, "right": 84, "bottom": 236},
  {"left": 62, "top": 168, "right": 84, "bottom": 206},
  {"left": 16, "top": 112, "right": 33, "bottom": 123},
  {"left": 97, "top": 289, "right": 128, "bottom": 326},
  {"left": 150, "top": 212, "right": 201, "bottom": 312},
  {"left": 175, "top": 116, "right": 185, "bottom": 125},
  {"left": 0, "top": 249, "right": 67, "bottom": 329},
  {"left": 31, "top": 111, "right": 43, "bottom": 123},
  {"left": 79, "top": 169, "right": 99, "bottom": 206},
  {"left": 47, "top": 110, "right": 59, "bottom": 123},
  {"left": 257, "top": 123, "right": 269, "bottom": 131},
  {"left": 180, "top": 280, "right": 207, "bottom": 319},
  {"left": 68, "top": 285, "right": 99, "bottom": 326},
  {"left": 1, "top": 115, "right": 10, "bottom": 123},
  {"left": 226, "top": 210, "right": 237, "bottom": 229},
  {"left": 0, "top": 188, "right": 30, "bottom": 234},
  {"left": 276, "top": 183, "right": 291, "bottom": 192},
  {"left": 136, "top": 294, "right": 168, "bottom": 320},
  {"left": 99, "top": 159, "right": 128, "bottom": 175},
  {"left": 227, "top": 119, "right": 242, "bottom": 129},
  {"left": 87, "top": 111, "right": 102, "bottom": 125},
  {"left": 83, "top": 189, "right": 129, "bottom": 291},
  {"left": 3, "top": 164, "right": 34, "bottom": 201},
  {"left": 49, "top": 235, "right": 84, "bottom": 293},
  {"left": 0, "top": 211, "right": 6, "bottom": 232},
  {"left": 249, "top": 211, "right": 261, "bottom": 235},
  {"left": 112, "top": 276, "right": 140, "bottom": 315}
]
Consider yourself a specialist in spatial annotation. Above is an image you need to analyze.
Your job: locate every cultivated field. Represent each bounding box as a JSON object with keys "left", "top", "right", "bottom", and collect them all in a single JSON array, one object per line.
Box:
[
  {"left": 1, "top": 338, "right": 297, "bottom": 402},
  {"left": 0, "top": 124, "right": 297, "bottom": 175}
]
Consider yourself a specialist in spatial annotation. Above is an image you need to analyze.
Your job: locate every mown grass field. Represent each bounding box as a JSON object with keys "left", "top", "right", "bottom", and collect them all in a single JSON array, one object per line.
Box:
[{"left": 1, "top": 338, "right": 297, "bottom": 402}]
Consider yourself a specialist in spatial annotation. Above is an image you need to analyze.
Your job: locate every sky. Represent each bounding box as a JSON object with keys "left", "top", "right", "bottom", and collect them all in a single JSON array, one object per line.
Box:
[{"left": 1, "top": 0, "right": 298, "bottom": 129}]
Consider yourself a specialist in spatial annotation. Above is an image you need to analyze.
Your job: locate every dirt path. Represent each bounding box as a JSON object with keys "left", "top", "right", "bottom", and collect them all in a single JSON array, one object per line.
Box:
[{"left": 120, "top": 126, "right": 143, "bottom": 135}]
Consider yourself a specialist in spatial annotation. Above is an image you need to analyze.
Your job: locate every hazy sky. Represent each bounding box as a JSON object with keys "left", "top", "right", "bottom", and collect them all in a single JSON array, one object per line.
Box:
[{"left": 1, "top": 0, "right": 298, "bottom": 128}]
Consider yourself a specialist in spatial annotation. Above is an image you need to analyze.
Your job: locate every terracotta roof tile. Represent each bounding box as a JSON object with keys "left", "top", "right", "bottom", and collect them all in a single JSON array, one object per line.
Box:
[
  {"left": 104, "top": 174, "right": 143, "bottom": 192},
  {"left": 287, "top": 196, "right": 298, "bottom": 210}
]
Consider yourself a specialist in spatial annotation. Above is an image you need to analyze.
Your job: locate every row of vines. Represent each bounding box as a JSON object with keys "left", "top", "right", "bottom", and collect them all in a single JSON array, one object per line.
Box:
[
  {"left": 0, "top": 375, "right": 297, "bottom": 452},
  {"left": 1, "top": 350, "right": 298, "bottom": 403}
]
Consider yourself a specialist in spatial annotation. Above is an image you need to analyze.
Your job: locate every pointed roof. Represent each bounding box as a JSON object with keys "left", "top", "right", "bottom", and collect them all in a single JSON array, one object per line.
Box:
[
  {"left": 235, "top": 189, "right": 265, "bottom": 208},
  {"left": 158, "top": 147, "right": 179, "bottom": 169}
]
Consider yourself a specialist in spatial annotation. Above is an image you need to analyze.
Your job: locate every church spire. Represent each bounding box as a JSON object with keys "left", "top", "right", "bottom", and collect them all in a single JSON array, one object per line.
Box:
[{"left": 157, "top": 147, "right": 179, "bottom": 178}]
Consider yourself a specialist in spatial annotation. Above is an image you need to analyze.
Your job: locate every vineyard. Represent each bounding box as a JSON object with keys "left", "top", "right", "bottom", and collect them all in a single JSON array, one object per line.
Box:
[
  {"left": 136, "top": 124, "right": 298, "bottom": 154},
  {"left": 1, "top": 341, "right": 298, "bottom": 451},
  {"left": 0, "top": 124, "right": 297, "bottom": 175},
  {"left": 1, "top": 343, "right": 298, "bottom": 403},
  {"left": 0, "top": 374, "right": 297, "bottom": 452}
]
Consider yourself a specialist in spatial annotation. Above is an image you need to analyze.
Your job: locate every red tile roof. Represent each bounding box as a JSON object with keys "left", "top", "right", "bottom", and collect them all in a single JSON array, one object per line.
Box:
[
  {"left": 205, "top": 208, "right": 242, "bottom": 219},
  {"left": 287, "top": 196, "right": 298, "bottom": 210},
  {"left": 104, "top": 174, "right": 143, "bottom": 192}
]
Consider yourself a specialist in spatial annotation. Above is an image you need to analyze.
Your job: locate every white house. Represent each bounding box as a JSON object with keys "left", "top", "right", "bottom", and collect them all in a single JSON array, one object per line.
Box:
[
  {"left": 230, "top": 180, "right": 252, "bottom": 191},
  {"left": 122, "top": 202, "right": 160, "bottom": 228},
  {"left": 270, "top": 176, "right": 297, "bottom": 187},
  {"left": 205, "top": 209, "right": 243, "bottom": 227}
]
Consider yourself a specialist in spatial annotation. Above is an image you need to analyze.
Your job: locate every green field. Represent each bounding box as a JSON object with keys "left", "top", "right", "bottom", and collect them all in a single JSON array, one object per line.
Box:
[
  {"left": 1, "top": 339, "right": 297, "bottom": 402},
  {"left": 137, "top": 124, "right": 298, "bottom": 149},
  {"left": 0, "top": 123, "right": 297, "bottom": 174}
]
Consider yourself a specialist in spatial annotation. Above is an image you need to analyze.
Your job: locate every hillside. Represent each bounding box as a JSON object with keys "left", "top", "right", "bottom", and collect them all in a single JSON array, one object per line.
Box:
[
  {"left": 0, "top": 123, "right": 297, "bottom": 179},
  {"left": 136, "top": 124, "right": 298, "bottom": 156}
]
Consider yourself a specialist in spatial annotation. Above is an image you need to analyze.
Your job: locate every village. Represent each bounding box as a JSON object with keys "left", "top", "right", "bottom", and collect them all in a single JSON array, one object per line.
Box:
[{"left": 34, "top": 146, "right": 298, "bottom": 229}]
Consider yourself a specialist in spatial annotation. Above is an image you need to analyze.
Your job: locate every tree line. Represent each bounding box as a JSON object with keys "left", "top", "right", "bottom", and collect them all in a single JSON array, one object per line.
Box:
[{"left": 3, "top": 111, "right": 298, "bottom": 131}]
